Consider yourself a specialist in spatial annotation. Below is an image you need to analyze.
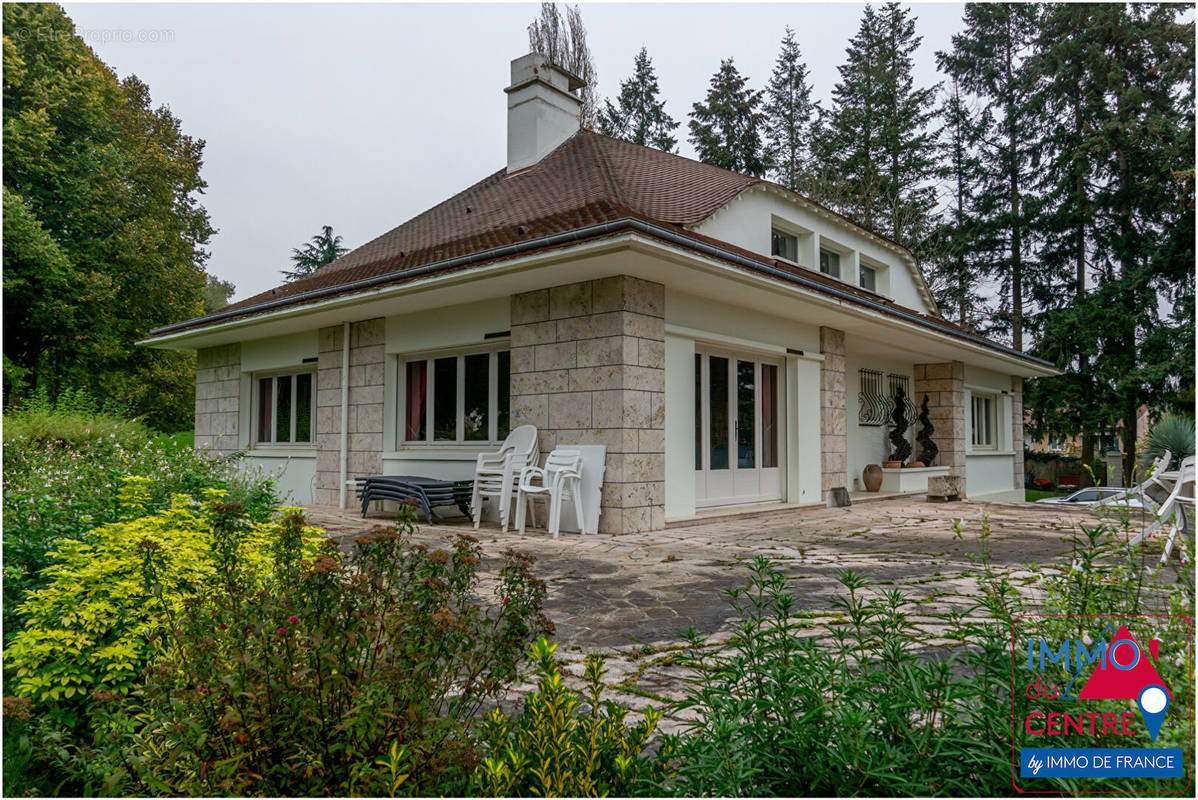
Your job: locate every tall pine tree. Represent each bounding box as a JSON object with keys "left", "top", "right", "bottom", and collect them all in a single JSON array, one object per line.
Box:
[
  {"left": 814, "top": 3, "right": 938, "bottom": 247},
  {"left": 924, "top": 78, "right": 987, "bottom": 329},
  {"left": 763, "top": 27, "right": 816, "bottom": 192},
  {"left": 937, "top": 3, "right": 1041, "bottom": 351},
  {"left": 1024, "top": 3, "right": 1194, "bottom": 483},
  {"left": 599, "top": 47, "right": 678, "bottom": 151},
  {"left": 688, "top": 58, "right": 768, "bottom": 176}
]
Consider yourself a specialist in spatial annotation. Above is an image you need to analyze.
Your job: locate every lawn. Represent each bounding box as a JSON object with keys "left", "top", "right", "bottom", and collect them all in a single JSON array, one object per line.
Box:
[
  {"left": 150, "top": 429, "right": 194, "bottom": 450},
  {"left": 1025, "top": 488, "right": 1067, "bottom": 502}
]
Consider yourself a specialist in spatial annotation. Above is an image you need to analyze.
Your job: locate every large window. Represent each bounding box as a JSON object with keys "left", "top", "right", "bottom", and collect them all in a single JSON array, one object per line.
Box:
[
  {"left": 971, "top": 393, "right": 995, "bottom": 449},
  {"left": 403, "top": 349, "right": 510, "bottom": 445},
  {"left": 819, "top": 248, "right": 841, "bottom": 278},
  {"left": 771, "top": 229, "right": 798, "bottom": 262},
  {"left": 256, "top": 371, "right": 314, "bottom": 445}
]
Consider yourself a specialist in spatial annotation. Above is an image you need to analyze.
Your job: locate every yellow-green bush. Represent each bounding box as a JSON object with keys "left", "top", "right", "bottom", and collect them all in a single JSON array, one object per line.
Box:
[
  {"left": 6, "top": 482, "right": 324, "bottom": 718},
  {"left": 473, "top": 638, "right": 669, "bottom": 797}
]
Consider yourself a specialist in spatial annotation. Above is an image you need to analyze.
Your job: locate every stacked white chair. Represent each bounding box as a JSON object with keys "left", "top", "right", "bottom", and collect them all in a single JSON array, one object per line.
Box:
[
  {"left": 514, "top": 449, "right": 584, "bottom": 539},
  {"left": 470, "top": 425, "right": 538, "bottom": 532}
]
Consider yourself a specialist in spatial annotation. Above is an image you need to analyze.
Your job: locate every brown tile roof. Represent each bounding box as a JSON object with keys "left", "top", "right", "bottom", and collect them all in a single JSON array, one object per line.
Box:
[
  {"left": 151, "top": 129, "right": 1047, "bottom": 367},
  {"left": 200, "top": 131, "right": 758, "bottom": 323}
]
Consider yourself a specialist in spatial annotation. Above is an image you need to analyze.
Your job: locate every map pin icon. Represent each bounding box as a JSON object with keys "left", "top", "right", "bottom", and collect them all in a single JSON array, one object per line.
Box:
[{"left": 1138, "top": 684, "right": 1170, "bottom": 742}]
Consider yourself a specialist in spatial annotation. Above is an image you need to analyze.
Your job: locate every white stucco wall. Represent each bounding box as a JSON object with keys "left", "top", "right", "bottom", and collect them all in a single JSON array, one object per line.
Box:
[
  {"left": 689, "top": 187, "right": 932, "bottom": 314},
  {"left": 242, "top": 453, "right": 317, "bottom": 506},
  {"left": 964, "top": 364, "right": 1020, "bottom": 499},
  {"left": 844, "top": 355, "right": 916, "bottom": 491}
]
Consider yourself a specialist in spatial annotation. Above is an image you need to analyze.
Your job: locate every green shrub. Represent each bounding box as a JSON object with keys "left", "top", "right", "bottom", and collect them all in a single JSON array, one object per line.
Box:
[
  {"left": 663, "top": 519, "right": 1193, "bottom": 797},
  {"left": 6, "top": 487, "right": 324, "bottom": 725},
  {"left": 1138, "top": 412, "right": 1195, "bottom": 470},
  {"left": 2, "top": 415, "right": 275, "bottom": 638},
  {"left": 473, "top": 638, "right": 669, "bottom": 797},
  {"left": 108, "top": 504, "right": 552, "bottom": 797}
]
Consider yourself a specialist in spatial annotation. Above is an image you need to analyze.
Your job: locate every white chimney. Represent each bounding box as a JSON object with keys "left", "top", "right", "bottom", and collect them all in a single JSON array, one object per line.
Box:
[{"left": 505, "top": 53, "right": 583, "bottom": 174}]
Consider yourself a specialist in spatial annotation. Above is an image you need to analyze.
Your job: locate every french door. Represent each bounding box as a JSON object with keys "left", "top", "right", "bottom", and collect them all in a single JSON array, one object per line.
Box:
[{"left": 694, "top": 348, "right": 784, "bottom": 507}]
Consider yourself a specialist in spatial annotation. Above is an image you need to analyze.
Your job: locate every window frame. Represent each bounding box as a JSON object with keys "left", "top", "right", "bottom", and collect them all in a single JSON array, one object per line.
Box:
[
  {"left": 859, "top": 263, "right": 877, "bottom": 292},
  {"left": 253, "top": 368, "right": 316, "bottom": 448},
  {"left": 770, "top": 228, "right": 799, "bottom": 263},
  {"left": 398, "top": 344, "right": 511, "bottom": 448},
  {"left": 819, "top": 247, "right": 842, "bottom": 279},
  {"left": 970, "top": 392, "right": 996, "bottom": 450}
]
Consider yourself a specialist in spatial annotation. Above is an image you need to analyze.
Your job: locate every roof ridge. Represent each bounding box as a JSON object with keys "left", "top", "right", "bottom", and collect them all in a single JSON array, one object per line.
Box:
[{"left": 584, "top": 129, "right": 634, "bottom": 212}]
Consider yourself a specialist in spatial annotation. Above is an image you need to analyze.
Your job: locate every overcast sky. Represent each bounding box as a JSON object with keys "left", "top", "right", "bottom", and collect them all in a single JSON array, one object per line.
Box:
[{"left": 62, "top": 1, "right": 967, "bottom": 301}]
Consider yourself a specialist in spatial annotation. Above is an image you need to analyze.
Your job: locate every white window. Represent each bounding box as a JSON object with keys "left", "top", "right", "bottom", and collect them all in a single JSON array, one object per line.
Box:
[
  {"left": 771, "top": 229, "right": 798, "bottom": 262},
  {"left": 859, "top": 264, "right": 877, "bottom": 292},
  {"left": 819, "top": 248, "right": 841, "bottom": 278},
  {"left": 256, "top": 371, "right": 314, "bottom": 446},
  {"left": 402, "top": 348, "right": 510, "bottom": 445},
  {"left": 971, "top": 393, "right": 995, "bottom": 449}
]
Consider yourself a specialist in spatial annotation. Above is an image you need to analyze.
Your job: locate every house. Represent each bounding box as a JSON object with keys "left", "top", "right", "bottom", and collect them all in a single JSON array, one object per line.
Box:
[{"left": 142, "top": 53, "right": 1058, "bottom": 533}]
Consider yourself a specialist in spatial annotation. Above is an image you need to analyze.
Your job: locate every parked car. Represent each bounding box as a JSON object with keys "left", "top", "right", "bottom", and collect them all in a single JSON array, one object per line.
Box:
[{"left": 1035, "top": 487, "right": 1144, "bottom": 509}]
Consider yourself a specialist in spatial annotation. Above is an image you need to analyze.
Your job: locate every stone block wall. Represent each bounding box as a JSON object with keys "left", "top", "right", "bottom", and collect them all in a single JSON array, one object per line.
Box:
[
  {"left": 510, "top": 276, "right": 665, "bottom": 533},
  {"left": 313, "top": 319, "right": 386, "bottom": 506},
  {"left": 195, "top": 344, "right": 241, "bottom": 456},
  {"left": 1012, "top": 376, "right": 1025, "bottom": 490},
  {"left": 819, "top": 327, "right": 847, "bottom": 498},
  {"left": 914, "top": 361, "right": 966, "bottom": 495}
]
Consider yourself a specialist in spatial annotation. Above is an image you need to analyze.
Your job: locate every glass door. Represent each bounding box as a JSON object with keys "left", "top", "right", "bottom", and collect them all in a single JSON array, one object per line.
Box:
[{"left": 695, "top": 348, "right": 783, "bottom": 507}]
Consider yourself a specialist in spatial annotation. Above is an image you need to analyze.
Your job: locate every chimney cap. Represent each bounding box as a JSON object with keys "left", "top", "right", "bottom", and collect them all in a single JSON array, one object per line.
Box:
[{"left": 507, "top": 52, "right": 585, "bottom": 96}]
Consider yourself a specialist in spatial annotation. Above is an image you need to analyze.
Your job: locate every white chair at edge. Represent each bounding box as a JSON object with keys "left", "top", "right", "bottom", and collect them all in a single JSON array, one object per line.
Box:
[
  {"left": 514, "top": 449, "right": 584, "bottom": 539},
  {"left": 471, "top": 425, "right": 538, "bottom": 532}
]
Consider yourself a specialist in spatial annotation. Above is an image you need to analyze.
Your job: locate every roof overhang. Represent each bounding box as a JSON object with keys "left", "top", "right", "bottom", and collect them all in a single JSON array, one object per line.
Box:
[{"left": 141, "top": 219, "right": 1058, "bottom": 378}]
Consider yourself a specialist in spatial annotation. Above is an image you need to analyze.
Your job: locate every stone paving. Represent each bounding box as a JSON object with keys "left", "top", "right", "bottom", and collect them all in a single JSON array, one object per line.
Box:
[{"left": 303, "top": 496, "right": 1147, "bottom": 732}]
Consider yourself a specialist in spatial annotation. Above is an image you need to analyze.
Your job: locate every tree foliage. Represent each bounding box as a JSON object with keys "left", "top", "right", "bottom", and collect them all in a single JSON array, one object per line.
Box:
[
  {"left": 937, "top": 2, "right": 1041, "bottom": 351},
  {"left": 2, "top": 3, "right": 212, "bottom": 431},
  {"left": 528, "top": 3, "right": 599, "bottom": 128},
  {"left": 814, "top": 2, "right": 938, "bottom": 247},
  {"left": 599, "top": 47, "right": 678, "bottom": 151},
  {"left": 281, "top": 224, "right": 349, "bottom": 281},
  {"left": 1022, "top": 3, "right": 1194, "bottom": 481},
  {"left": 202, "top": 274, "right": 236, "bottom": 313},
  {"left": 688, "top": 58, "right": 768, "bottom": 176},
  {"left": 763, "top": 28, "right": 817, "bottom": 193}
]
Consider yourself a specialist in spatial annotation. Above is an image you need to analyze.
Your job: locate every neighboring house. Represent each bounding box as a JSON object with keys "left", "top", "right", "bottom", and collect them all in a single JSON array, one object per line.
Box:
[{"left": 142, "top": 54, "right": 1057, "bottom": 533}]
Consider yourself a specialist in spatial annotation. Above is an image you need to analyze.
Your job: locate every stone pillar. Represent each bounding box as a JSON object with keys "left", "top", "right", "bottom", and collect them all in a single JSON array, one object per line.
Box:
[
  {"left": 1012, "top": 376, "right": 1025, "bottom": 491},
  {"left": 195, "top": 343, "right": 241, "bottom": 456},
  {"left": 313, "top": 319, "right": 385, "bottom": 506},
  {"left": 511, "top": 276, "right": 665, "bottom": 534},
  {"left": 914, "top": 361, "right": 966, "bottom": 496},
  {"left": 819, "top": 327, "right": 847, "bottom": 500}
]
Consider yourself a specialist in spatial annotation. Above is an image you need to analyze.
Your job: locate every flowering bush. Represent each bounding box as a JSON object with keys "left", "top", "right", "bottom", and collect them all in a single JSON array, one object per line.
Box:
[
  {"left": 109, "top": 502, "right": 552, "bottom": 797},
  {"left": 2, "top": 411, "right": 275, "bottom": 637},
  {"left": 5, "top": 488, "right": 324, "bottom": 724}
]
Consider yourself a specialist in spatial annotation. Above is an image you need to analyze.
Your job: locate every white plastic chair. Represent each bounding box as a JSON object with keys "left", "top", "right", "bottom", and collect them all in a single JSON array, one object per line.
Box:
[
  {"left": 1155, "top": 455, "right": 1195, "bottom": 565},
  {"left": 470, "top": 425, "right": 538, "bottom": 532},
  {"left": 514, "top": 449, "right": 583, "bottom": 539}
]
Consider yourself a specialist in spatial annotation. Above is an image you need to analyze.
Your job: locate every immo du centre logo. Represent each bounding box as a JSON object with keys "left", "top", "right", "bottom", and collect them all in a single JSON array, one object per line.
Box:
[{"left": 1015, "top": 617, "right": 1191, "bottom": 790}]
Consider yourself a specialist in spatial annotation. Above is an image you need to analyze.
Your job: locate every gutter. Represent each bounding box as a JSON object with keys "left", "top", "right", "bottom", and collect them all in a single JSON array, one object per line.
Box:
[{"left": 145, "top": 218, "right": 1055, "bottom": 371}]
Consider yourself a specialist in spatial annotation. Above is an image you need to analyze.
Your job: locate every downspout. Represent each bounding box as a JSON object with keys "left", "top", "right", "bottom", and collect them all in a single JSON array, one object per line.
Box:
[{"left": 338, "top": 321, "right": 350, "bottom": 509}]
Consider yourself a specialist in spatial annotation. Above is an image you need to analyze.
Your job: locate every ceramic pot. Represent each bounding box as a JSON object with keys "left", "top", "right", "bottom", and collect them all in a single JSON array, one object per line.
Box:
[
  {"left": 863, "top": 464, "right": 883, "bottom": 492},
  {"left": 906, "top": 461, "right": 925, "bottom": 468},
  {"left": 882, "top": 460, "right": 903, "bottom": 469}
]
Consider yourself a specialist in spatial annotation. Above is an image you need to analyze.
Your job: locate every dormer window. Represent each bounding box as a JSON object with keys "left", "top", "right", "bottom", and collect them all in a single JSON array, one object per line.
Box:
[
  {"left": 819, "top": 248, "right": 841, "bottom": 278},
  {"left": 771, "top": 229, "right": 798, "bottom": 262},
  {"left": 859, "top": 264, "right": 877, "bottom": 292}
]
